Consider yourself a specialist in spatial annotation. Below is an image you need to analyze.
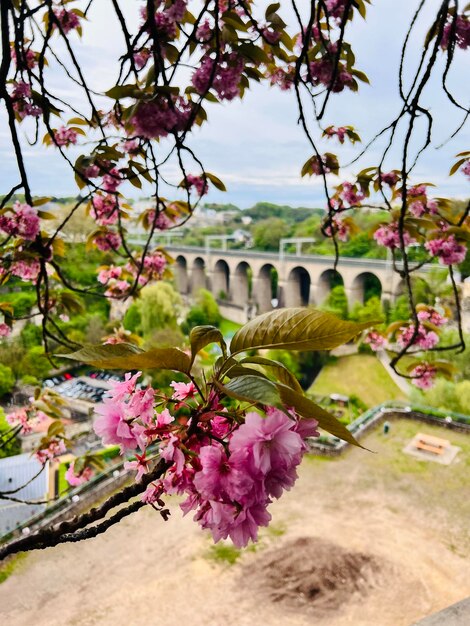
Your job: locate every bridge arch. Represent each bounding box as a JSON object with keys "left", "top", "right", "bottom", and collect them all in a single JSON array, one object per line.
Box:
[
  {"left": 191, "top": 257, "right": 207, "bottom": 295},
  {"left": 231, "top": 261, "right": 252, "bottom": 306},
  {"left": 255, "top": 264, "right": 279, "bottom": 313},
  {"left": 174, "top": 255, "right": 189, "bottom": 294},
  {"left": 350, "top": 272, "right": 382, "bottom": 305},
  {"left": 285, "top": 266, "right": 311, "bottom": 307},
  {"left": 212, "top": 259, "right": 230, "bottom": 300},
  {"left": 317, "top": 269, "right": 344, "bottom": 303}
]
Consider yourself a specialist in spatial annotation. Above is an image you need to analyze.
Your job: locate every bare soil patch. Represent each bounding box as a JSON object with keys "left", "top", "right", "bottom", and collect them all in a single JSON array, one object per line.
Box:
[{"left": 244, "top": 536, "right": 385, "bottom": 614}]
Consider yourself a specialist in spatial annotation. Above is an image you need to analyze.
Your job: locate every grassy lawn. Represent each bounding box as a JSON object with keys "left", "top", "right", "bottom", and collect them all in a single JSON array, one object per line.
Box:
[{"left": 310, "top": 354, "right": 406, "bottom": 408}]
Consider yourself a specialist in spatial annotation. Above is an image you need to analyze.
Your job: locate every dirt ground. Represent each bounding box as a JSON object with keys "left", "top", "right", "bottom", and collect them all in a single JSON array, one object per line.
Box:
[{"left": 1, "top": 419, "right": 469, "bottom": 626}]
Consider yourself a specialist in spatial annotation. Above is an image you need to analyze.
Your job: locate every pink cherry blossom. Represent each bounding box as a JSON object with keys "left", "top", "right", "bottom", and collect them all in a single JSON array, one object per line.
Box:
[
  {"left": 186, "top": 174, "right": 209, "bottom": 197},
  {"left": 0, "top": 323, "right": 11, "bottom": 337},
  {"left": 124, "top": 452, "right": 150, "bottom": 482},
  {"left": 102, "top": 168, "right": 122, "bottom": 192},
  {"left": 0, "top": 201, "right": 40, "bottom": 241},
  {"left": 53, "top": 126, "right": 78, "bottom": 147},
  {"left": 91, "top": 194, "right": 119, "bottom": 225},
  {"left": 131, "top": 97, "right": 193, "bottom": 139},
  {"left": 397, "top": 324, "right": 439, "bottom": 350},
  {"left": 6, "top": 408, "right": 32, "bottom": 434},
  {"left": 379, "top": 171, "right": 399, "bottom": 186},
  {"left": 373, "top": 222, "right": 416, "bottom": 249},
  {"left": 94, "top": 399, "right": 139, "bottom": 452},
  {"left": 417, "top": 308, "right": 447, "bottom": 327},
  {"left": 109, "top": 371, "right": 142, "bottom": 402},
  {"left": 425, "top": 235, "right": 467, "bottom": 265},
  {"left": 192, "top": 53, "right": 244, "bottom": 101},
  {"left": 171, "top": 380, "right": 197, "bottom": 401},
  {"left": 160, "top": 434, "right": 186, "bottom": 474},
  {"left": 441, "top": 14, "right": 470, "bottom": 50},
  {"left": 462, "top": 160, "right": 470, "bottom": 180},
  {"left": 325, "top": 217, "right": 350, "bottom": 242},
  {"left": 10, "top": 258, "right": 41, "bottom": 282},
  {"left": 364, "top": 330, "right": 386, "bottom": 351},
  {"left": 65, "top": 463, "right": 94, "bottom": 487},
  {"left": 408, "top": 184, "right": 427, "bottom": 197},
  {"left": 93, "top": 231, "right": 122, "bottom": 251},
  {"left": 156, "top": 408, "right": 174, "bottom": 428},
  {"left": 411, "top": 363, "right": 437, "bottom": 389},
  {"left": 35, "top": 438, "right": 66, "bottom": 464},
  {"left": 133, "top": 48, "right": 150, "bottom": 69},
  {"left": 53, "top": 8, "right": 81, "bottom": 34},
  {"left": 229, "top": 410, "right": 303, "bottom": 476},
  {"left": 97, "top": 265, "right": 122, "bottom": 284},
  {"left": 128, "top": 386, "right": 155, "bottom": 425},
  {"left": 193, "top": 445, "right": 254, "bottom": 501}
]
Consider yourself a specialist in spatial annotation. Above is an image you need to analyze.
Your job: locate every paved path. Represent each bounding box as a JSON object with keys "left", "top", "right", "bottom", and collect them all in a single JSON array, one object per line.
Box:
[{"left": 377, "top": 350, "right": 412, "bottom": 396}]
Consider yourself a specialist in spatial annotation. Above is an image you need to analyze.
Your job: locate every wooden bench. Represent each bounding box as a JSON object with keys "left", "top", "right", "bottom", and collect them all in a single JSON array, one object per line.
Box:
[{"left": 415, "top": 441, "right": 445, "bottom": 455}]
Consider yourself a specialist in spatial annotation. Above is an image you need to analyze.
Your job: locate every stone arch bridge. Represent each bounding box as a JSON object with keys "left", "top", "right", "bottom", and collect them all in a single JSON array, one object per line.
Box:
[{"left": 167, "top": 245, "right": 432, "bottom": 324}]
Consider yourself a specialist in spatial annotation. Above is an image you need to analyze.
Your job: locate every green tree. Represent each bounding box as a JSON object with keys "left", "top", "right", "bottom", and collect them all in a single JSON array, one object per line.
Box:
[
  {"left": 0, "top": 364, "right": 15, "bottom": 398},
  {"left": 350, "top": 296, "right": 385, "bottom": 323},
  {"left": 19, "top": 346, "right": 52, "bottom": 379},
  {"left": 137, "top": 282, "right": 182, "bottom": 337},
  {"left": 123, "top": 303, "right": 142, "bottom": 333},
  {"left": 252, "top": 217, "right": 289, "bottom": 251},
  {"left": 320, "top": 285, "right": 349, "bottom": 320},
  {"left": 183, "top": 289, "right": 221, "bottom": 332}
]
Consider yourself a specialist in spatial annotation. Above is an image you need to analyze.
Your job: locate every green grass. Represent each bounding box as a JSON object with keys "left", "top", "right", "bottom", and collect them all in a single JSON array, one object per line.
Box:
[
  {"left": 0, "top": 553, "right": 27, "bottom": 584},
  {"left": 206, "top": 543, "right": 242, "bottom": 565},
  {"left": 310, "top": 354, "right": 406, "bottom": 408}
]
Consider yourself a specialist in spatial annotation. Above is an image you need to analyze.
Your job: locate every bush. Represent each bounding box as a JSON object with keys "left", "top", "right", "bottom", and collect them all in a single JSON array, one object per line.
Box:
[
  {"left": 123, "top": 303, "right": 142, "bottom": 333},
  {"left": 0, "top": 364, "right": 15, "bottom": 398},
  {"left": 183, "top": 289, "right": 221, "bottom": 332}
]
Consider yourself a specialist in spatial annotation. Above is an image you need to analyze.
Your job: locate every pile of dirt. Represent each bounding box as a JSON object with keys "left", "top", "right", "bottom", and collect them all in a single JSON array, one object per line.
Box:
[{"left": 243, "top": 536, "right": 385, "bottom": 614}]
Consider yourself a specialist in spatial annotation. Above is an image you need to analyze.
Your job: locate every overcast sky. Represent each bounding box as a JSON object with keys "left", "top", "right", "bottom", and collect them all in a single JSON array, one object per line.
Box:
[{"left": 1, "top": 0, "right": 469, "bottom": 208}]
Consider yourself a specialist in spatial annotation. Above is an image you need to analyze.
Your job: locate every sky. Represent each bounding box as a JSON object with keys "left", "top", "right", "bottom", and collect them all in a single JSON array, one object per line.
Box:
[{"left": 1, "top": 0, "right": 469, "bottom": 208}]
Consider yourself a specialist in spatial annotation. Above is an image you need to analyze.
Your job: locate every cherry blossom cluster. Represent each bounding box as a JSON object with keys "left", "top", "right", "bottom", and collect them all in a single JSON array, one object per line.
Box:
[
  {"left": 10, "top": 81, "right": 42, "bottom": 120},
  {"left": 65, "top": 463, "right": 94, "bottom": 487},
  {"left": 0, "top": 201, "right": 40, "bottom": 241},
  {"left": 363, "top": 330, "right": 386, "bottom": 352},
  {"left": 53, "top": 8, "right": 81, "bottom": 35},
  {"left": 440, "top": 13, "right": 470, "bottom": 50},
  {"left": 410, "top": 363, "right": 437, "bottom": 390},
  {"left": 397, "top": 323, "right": 439, "bottom": 351},
  {"left": 89, "top": 372, "right": 319, "bottom": 547},
  {"left": 52, "top": 126, "right": 78, "bottom": 148},
  {"left": 325, "top": 216, "right": 350, "bottom": 242},
  {"left": 373, "top": 222, "right": 416, "bottom": 250},
  {"left": 425, "top": 235, "right": 467, "bottom": 266}
]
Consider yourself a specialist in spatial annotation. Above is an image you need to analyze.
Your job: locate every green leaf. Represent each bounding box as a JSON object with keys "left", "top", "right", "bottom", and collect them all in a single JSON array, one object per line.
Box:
[
  {"left": 276, "top": 385, "right": 362, "bottom": 447},
  {"left": 205, "top": 172, "right": 227, "bottom": 192},
  {"left": 265, "top": 3, "right": 280, "bottom": 18},
  {"left": 449, "top": 158, "right": 467, "bottom": 176},
  {"left": 59, "top": 343, "right": 191, "bottom": 373},
  {"left": 189, "top": 325, "right": 226, "bottom": 365},
  {"left": 216, "top": 375, "right": 281, "bottom": 406},
  {"left": 105, "top": 84, "right": 139, "bottom": 100},
  {"left": 230, "top": 308, "right": 377, "bottom": 355},
  {"left": 240, "top": 355, "right": 303, "bottom": 393}
]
